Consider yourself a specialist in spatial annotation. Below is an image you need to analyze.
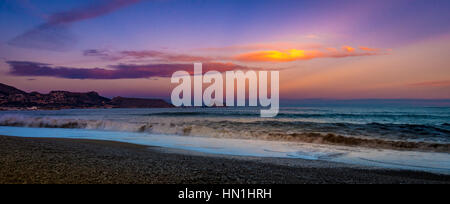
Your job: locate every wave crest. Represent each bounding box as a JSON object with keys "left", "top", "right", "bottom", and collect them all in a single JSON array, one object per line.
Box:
[{"left": 0, "top": 114, "right": 449, "bottom": 152}]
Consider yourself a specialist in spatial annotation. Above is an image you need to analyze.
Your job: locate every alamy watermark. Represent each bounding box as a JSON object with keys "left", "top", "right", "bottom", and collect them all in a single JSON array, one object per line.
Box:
[{"left": 171, "top": 63, "right": 279, "bottom": 117}]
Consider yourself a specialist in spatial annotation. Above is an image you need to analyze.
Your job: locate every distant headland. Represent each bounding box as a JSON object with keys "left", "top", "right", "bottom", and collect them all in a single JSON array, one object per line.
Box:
[{"left": 0, "top": 83, "right": 174, "bottom": 110}]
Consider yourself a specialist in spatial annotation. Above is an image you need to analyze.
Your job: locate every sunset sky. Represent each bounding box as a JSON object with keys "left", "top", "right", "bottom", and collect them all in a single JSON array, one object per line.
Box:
[{"left": 0, "top": 0, "right": 449, "bottom": 99}]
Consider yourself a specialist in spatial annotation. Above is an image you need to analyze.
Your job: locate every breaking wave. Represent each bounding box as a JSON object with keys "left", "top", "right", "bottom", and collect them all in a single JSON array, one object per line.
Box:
[
  {"left": 135, "top": 111, "right": 450, "bottom": 120},
  {"left": 0, "top": 114, "right": 449, "bottom": 152}
]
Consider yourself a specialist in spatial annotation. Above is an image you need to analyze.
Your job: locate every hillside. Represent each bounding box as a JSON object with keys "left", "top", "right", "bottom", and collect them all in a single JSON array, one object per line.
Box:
[{"left": 0, "top": 83, "right": 173, "bottom": 110}]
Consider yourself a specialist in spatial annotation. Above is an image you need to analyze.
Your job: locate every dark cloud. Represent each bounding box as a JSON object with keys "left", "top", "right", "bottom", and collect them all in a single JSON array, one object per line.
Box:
[
  {"left": 6, "top": 61, "right": 255, "bottom": 80},
  {"left": 47, "top": 0, "right": 141, "bottom": 25},
  {"left": 83, "top": 49, "right": 120, "bottom": 60},
  {"left": 83, "top": 49, "right": 213, "bottom": 62},
  {"left": 9, "top": 0, "right": 141, "bottom": 51},
  {"left": 9, "top": 24, "right": 76, "bottom": 51}
]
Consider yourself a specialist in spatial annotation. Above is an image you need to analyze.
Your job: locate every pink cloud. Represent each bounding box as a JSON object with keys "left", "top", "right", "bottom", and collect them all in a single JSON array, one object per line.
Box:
[{"left": 409, "top": 80, "right": 450, "bottom": 87}]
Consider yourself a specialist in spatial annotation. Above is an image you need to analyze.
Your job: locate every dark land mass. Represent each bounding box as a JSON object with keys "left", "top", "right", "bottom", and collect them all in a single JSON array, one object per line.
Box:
[
  {"left": 109, "top": 96, "right": 173, "bottom": 108},
  {"left": 0, "top": 83, "right": 173, "bottom": 110},
  {"left": 0, "top": 135, "right": 448, "bottom": 184}
]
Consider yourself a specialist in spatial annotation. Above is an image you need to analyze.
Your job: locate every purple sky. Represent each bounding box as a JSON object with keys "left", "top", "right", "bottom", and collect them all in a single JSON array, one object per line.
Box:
[{"left": 0, "top": 0, "right": 449, "bottom": 99}]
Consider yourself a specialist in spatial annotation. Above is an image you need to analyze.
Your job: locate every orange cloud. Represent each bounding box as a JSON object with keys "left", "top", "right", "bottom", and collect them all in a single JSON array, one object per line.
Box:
[
  {"left": 342, "top": 46, "right": 355, "bottom": 52},
  {"left": 359, "top": 46, "right": 378, "bottom": 52},
  {"left": 233, "top": 46, "right": 385, "bottom": 62},
  {"left": 234, "top": 49, "right": 323, "bottom": 62},
  {"left": 199, "top": 42, "right": 323, "bottom": 52}
]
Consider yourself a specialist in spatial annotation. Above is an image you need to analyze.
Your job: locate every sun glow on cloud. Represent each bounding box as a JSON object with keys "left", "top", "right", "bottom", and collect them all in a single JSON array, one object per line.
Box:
[
  {"left": 359, "top": 46, "right": 378, "bottom": 52},
  {"left": 233, "top": 45, "right": 385, "bottom": 62},
  {"left": 342, "top": 46, "right": 355, "bottom": 52},
  {"left": 234, "top": 49, "right": 322, "bottom": 62}
]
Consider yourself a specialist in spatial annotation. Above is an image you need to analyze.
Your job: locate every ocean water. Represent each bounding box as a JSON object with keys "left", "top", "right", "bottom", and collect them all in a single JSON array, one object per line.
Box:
[{"left": 0, "top": 105, "right": 449, "bottom": 174}]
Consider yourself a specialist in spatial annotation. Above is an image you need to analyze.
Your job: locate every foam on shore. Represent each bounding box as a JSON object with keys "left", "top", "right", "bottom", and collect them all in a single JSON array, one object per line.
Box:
[{"left": 0, "top": 126, "right": 448, "bottom": 175}]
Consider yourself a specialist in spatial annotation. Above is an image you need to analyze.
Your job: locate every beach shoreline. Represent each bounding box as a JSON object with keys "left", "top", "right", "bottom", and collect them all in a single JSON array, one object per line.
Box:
[{"left": 0, "top": 135, "right": 448, "bottom": 184}]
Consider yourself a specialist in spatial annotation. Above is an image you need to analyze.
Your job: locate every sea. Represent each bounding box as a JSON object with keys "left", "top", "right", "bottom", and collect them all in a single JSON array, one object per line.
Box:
[{"left": 0, "top": 100, "right": 449, "bottom": 174}]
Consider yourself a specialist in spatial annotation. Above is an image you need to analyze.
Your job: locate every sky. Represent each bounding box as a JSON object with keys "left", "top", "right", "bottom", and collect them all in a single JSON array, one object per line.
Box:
[{"left": 0, "top": 0, "right": 449, "bottom": 99}]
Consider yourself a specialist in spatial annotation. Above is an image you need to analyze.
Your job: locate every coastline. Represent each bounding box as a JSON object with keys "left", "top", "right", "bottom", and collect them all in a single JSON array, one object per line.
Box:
[{"left": 0, "top": 135, "right": 448, "bottom": 184}]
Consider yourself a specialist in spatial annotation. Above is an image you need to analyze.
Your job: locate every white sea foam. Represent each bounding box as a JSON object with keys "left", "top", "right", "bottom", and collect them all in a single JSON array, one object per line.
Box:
[
  {"left": 0, "top": 126, "right": 448, "bottom": 175},
  {"left": 0, "top": 107, "right": 449, "bottom": 174},
  {"left": 0, "top": 113, "right": 448, "bottom": 152}
]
